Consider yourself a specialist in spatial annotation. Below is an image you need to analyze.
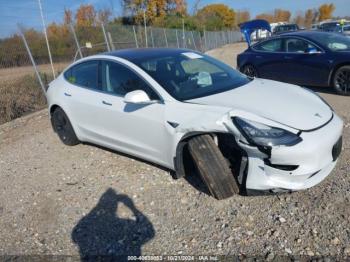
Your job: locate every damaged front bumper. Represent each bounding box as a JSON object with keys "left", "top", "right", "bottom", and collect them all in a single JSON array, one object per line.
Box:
[{"left": 237, "top": 113, "right": 343, "bottom": 192}]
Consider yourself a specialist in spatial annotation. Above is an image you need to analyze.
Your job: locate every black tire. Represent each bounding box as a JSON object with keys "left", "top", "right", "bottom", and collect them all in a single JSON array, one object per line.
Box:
[
  {"left": 188, "top": 135, "right": 239, "bottom": 200},
  {"left": 52, "top": 107, "right": 80, "bottom": 146},
  {"left": 241, "top": 64, "right": 258, "bottom": 78},
  {"left": 333, "top": 65, "right": 350, "bottom": 96}
]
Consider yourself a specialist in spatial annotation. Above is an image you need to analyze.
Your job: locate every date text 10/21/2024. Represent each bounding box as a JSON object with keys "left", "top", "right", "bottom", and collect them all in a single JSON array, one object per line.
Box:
[{"left": 127, "top": 255, "right": 219, "bottom": 261}]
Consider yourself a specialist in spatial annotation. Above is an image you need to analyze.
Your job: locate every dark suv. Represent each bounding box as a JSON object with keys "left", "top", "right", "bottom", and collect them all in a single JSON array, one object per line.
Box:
[{"left": 273, "top": 24, "right": 300, "bottom": 35}]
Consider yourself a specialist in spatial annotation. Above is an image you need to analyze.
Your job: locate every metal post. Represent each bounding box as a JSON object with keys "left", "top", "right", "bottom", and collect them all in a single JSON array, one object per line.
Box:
[
  {"left": 175, "top": 29, "right": 179, "bottom": 48},
  {"left": 107, "top": 32, "right": 115, "bottom": 50},
  {"left": 150, "top": 27, "right": 155, "bottom": 47},
  {"left": 209, "top": 32, "right": 211, "bottom": 49},
  {"left": 182, "top": 18, "right": 185, "bottom": 48},
  {"left": 70, "top": 24, "right": 83, "bottom": 59},
  {"left": 209, "top": 32, "right": 212, "bottom": 50},
  {"left": 133, "top": 26, "right": 139, "bottom": 48},
  {"left": 163, "top": 28, "right": 168, "bottom": 47},
  {"left": 101, "top": 22, "right": 111, "bottom": 51},
  {"left": 143, "top": 10, "right": 148, "bottom": 47},
  {"left": 190, "top": 31, "right": 197, "bottom": 51},
  {"left": 18, "top": 25, "right": 46, "bottom": 96},
  {"left": 206, "top": 31, "right": 209, "bottom": 50},
  {"left": 203, "top": 29, "right": 207, "bottom": 51},
  {"left": 38, "top": 0, "right": 55, "bottom": 78}
]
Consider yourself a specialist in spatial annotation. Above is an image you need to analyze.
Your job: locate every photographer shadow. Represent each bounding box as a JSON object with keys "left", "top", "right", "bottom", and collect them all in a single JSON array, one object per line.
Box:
[{"left": 72, "top": 188, "right": 155, "bottom": 261}]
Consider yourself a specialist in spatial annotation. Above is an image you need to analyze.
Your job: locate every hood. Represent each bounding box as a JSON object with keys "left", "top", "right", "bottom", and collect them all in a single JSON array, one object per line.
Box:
[{"left": 188, "top": 79, "right": 333, "bottom": 131}]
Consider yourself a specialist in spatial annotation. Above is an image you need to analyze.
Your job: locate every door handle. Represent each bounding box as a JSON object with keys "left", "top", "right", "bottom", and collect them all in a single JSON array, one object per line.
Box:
[
  {"left": 255, "top": 55, "right": 262, "bottom": 59},
  {"left": 102, "top": 100, "right": 112, "bottom": 106},
  {"left": 284, "top": 56, "right": 293, "bottom": 59},
  {"left": 64, "top": 92, "right": 72, "bottom": 97}
]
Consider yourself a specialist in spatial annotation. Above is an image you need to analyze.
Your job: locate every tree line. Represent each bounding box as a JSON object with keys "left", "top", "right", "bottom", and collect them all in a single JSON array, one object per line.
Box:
[{"left": 0, "top": 2, "right": 340, "bottom": 68}]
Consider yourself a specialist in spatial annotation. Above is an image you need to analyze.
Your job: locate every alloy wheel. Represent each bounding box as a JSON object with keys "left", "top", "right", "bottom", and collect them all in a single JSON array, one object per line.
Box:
[
  {"left": 54, "top": 111, "right": 69, "bottom": 140},
  {"left": 243, "top": 65, "right": 257, "bottom": 78},
  {"left": 335, "top": 68, "right": 350, "bottom": 94}
]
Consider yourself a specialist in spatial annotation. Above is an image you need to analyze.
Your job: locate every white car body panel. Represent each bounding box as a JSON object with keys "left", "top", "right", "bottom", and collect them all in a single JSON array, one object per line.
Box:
[
  {"left": 189, "top": 78, "right": 333, "bottom": 131},
  {"left": 47, "top": 52, "right": 343, "bottom": 193},
  {"left": 240, "top": 114, "right": 342, "bottom": 190}
]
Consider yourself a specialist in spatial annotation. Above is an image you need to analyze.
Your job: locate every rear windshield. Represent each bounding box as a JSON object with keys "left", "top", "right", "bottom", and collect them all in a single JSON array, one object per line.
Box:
[{"left": 310, "top": 33, "right": 350, "bottom": 51}]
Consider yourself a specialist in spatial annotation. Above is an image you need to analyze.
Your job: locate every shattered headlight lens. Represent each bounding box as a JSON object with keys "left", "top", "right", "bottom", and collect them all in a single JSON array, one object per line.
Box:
[{"left": 233, "top": 117, "right": 302, "bottom": 147}]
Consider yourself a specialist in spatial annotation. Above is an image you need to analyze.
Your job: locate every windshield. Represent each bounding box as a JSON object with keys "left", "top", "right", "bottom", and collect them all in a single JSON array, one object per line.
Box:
[
  {"left": 132, "top": 52, "right": 250, "bottom": 101},
  {"left": 311, "top": 33, "right": 350, "bottom": 51}
]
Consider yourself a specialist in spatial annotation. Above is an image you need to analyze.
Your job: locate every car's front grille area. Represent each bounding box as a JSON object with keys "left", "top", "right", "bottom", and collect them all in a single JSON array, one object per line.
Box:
[
  {"left": 332, "top": 136, "right": 342, "bottom": 161},
  {"left": 264, "top": 160, "right": 299, "bottom": 171}
]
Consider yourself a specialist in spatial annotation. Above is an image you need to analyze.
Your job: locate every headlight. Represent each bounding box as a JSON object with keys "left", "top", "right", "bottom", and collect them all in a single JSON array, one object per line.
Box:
[{"left": 233, "top": 117, "right": 302, "bottom": 147}]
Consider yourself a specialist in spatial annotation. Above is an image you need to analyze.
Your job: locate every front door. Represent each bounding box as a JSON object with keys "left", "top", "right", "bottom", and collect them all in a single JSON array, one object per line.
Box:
[{"left": 94, "top": 60, "right": 171, "bottom": 166}]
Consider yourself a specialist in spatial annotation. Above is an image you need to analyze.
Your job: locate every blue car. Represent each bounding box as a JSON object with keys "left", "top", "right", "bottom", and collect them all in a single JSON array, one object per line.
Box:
[{"left": 237, "top": 30, "right": 350, "bottom": 95}]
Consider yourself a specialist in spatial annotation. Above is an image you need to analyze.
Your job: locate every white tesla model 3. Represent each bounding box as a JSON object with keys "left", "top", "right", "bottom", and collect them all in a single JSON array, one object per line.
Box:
[{"left": 47, "top": 48, "right": 343, "bottom": 199}]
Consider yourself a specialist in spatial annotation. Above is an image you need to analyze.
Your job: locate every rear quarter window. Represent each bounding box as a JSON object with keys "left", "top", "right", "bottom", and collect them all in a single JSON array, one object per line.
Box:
[{"left": 64, "top": 61, "right": 100, "bottom": 90}]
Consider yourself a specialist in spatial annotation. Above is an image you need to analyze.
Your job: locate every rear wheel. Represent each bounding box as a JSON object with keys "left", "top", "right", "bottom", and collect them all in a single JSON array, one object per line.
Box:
[
  {"left": 241, "top": 64, "right": 258, "bottom": 78},
  {"left": 188, "top": 135, "right": 239, "bottom": 200},
  {"left": 52, "top": 107, "right": 79, "bottom": 146},
  {"left": 333, "top": 65, "right": 350, "bottom": 96}
]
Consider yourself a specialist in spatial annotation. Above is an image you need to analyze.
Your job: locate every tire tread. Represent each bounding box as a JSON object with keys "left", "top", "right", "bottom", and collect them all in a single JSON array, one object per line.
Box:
[{"left": 52, "top": 108, "right": 80, "bottom": 146}]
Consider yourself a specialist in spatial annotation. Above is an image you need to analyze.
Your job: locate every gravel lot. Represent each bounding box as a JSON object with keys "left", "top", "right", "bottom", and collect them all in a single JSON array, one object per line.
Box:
[{"left": 0, "top": 43, "right": 350, "bottom": 260}]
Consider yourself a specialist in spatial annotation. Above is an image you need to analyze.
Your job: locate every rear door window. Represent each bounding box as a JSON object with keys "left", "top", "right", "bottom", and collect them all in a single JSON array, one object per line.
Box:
[{"left": 254, "top": 39, "right": 284, "bottom": 52}]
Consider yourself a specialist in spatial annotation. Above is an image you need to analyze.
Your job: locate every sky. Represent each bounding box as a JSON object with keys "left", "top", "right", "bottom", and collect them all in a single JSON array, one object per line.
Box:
[{"left": 0, "top": 0, "right": 349, "bottom": 37}]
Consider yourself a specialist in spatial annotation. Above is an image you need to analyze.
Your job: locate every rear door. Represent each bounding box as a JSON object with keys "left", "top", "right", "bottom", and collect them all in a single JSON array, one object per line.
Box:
[
  {"left": 252, "top": 38, "right": 288, "bottom": 82},
  {"left": 62, "top": 60, "right": 105, "bottom": 139}
]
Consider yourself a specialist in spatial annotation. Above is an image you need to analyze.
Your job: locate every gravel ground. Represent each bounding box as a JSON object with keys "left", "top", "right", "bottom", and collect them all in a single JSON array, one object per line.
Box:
[{"left": 0, "top": 43, "right": 350, "bottom": 260}]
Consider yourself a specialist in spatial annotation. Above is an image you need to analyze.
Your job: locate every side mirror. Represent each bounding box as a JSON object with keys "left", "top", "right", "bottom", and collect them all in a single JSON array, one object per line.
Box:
[
  {"left": 306, "top": 47, "right": 321, "bottom": 54},
  {"left": 124, "top": 90, "right": 152, "bottom": 104}
]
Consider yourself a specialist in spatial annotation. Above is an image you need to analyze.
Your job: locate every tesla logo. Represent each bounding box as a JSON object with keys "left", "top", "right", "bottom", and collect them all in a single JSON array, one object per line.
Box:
[{"left": 315, "top": 113, "right": 322, "bottom": 118}]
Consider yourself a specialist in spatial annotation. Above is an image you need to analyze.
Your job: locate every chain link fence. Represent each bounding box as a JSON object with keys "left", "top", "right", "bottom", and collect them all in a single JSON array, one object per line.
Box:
[{"left": 0, "top": 23, "right": 243, "bottom": 124}]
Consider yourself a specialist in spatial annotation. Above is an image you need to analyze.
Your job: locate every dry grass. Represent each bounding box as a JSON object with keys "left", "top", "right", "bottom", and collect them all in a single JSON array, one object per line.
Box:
[
  {"left": 0, "top": 73, "right": 47, "bottom": 125},
  {"left": 0, "top": 62, "right": 69, "bottom": 125}
]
